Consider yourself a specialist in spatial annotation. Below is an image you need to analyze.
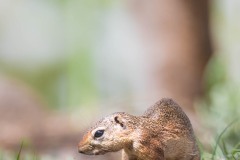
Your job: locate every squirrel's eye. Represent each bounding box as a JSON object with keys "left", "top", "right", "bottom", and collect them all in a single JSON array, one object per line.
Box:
[{"left": 94, "top": 130, "right": 104, "bottom": 138}]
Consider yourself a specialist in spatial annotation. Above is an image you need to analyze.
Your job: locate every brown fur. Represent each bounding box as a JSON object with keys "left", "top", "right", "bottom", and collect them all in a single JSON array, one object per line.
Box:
[{"left": 78, "top": 98, "right": 200, "bottom": 160}]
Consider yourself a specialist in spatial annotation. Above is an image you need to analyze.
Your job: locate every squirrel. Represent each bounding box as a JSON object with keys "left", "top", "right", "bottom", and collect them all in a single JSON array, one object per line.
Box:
[{"left": 78, "top": 98, "right": 200, "bottom": 160}]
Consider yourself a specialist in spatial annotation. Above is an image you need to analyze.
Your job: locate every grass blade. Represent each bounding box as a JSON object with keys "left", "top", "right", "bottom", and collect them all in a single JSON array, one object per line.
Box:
[
  {"left": 211, "top": 119, "right": 239, "bottom": 160},
  {"left": 233, "top": 142, "right": 240, "bottom": 150},
  {"left": 16, "top": 141, "right": 24, "bottom": 160},
  {"left": 220, "top": 139, "right": 228, "bottom": 158}
]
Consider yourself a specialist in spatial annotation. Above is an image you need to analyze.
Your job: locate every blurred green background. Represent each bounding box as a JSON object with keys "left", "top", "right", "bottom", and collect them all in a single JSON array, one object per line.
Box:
[
  {"left": 0, "top": 0, "right": 113, "bottom": 109},
  {"left": 0, "top": 0, "right": 240, "bottom": 159}
]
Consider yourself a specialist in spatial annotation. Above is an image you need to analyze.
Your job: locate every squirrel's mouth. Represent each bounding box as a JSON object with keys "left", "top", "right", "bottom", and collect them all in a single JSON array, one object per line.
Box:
[
  {"left": 78, "top": 149, "right": 95, "bottom": 155},
  {"left": 78, "top": 149, "right": 106, "bottom": 155},
  {"left": 78, "top": 144, "right": 94, "bottom": 155},
  {"left": 93, "top": 149, "right": 107, "bottom": 155},
  {"left": 78, "top": 144, "right": 107, "bottom": 155}
]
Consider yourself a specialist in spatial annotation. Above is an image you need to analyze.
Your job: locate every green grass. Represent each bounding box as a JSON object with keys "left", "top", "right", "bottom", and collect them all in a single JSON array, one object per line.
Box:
[
  {"left": 16, "top": 142, "right": 24, "bottom": 160},
  {"left": 211, "top": 119, "right": 238, "bottom": 160},
  {"left": 201, "top": 119, "right": 240, "bottom": 160}
]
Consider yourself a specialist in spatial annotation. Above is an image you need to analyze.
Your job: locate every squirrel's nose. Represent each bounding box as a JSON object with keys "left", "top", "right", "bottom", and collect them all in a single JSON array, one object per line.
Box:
[
  {"left": 78, "top": 146, "right": 86, "bottom": 154},
  {"left": 78, "top": 144, "right": 86, "bottom": 153},
  {"left": 79, "top": 145, "right": 94, "bottom": 155},
  {"left": 78, "top": 149, "right": 84, "bottom": 153},
  {"left": 78, "top": 142, "right": 90, "bottom": 154}
]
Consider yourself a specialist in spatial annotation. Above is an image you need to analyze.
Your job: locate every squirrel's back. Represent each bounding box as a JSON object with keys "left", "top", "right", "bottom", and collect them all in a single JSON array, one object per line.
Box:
[
  {"left": 142, "top": 98, "right": 199, "bottom": 159},
  {"left": 144, "top": 98, "right": 193, "bottom": 133}
]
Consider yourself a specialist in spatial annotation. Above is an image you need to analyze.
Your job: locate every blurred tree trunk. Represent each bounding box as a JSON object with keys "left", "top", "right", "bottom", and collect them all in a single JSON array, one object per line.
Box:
[{"left": 128, "top": 0, "right": 212, "bottom": 112}]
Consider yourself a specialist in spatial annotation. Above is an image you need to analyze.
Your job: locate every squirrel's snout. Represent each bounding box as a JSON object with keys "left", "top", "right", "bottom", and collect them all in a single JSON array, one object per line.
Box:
[
  {"left": 78, "top": 142, "right": 90, "bottom": 154},
  {"left": 78, "top": 132, "right": 93, "bottom": 154},
  {"left": 78, "top": 145, "right": 87, "bottom": 153},
  {"left": 78, "top": 144, "right": 95, "bottom": 155},
  {"left": 78, "top": 149, "right": 84, "bottom": 153}
]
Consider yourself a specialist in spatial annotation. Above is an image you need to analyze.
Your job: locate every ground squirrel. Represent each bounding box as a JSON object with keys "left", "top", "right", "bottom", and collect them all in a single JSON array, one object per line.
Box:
[{"left": 78, "top": 98, "right": 200, "bottom": 160}]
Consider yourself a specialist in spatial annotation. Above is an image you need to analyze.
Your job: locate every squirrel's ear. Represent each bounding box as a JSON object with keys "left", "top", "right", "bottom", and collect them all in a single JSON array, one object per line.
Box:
[{"left": 114, "top": 116, "right": 125, "bottom": 128}]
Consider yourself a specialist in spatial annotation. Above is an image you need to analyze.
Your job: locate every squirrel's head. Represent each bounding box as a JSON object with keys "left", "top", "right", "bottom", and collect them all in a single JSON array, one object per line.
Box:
[{"left": 78, "top": 112, "right": 138, "bottom": 155}]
